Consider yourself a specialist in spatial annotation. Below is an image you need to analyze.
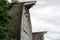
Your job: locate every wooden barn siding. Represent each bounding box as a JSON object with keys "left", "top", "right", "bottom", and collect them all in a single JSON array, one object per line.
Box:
[
  {"left": 8, "top": 3, "right": 24, "bottom": 40},
  {"left": 32, "top": 33, "right": 44, "bottom": 40}
]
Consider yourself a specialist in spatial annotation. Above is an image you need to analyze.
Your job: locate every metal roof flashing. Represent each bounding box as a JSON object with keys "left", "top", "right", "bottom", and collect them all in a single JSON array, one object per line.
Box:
[
  {"left": 24, "top": 1, "right": 36, "bottom": 9},
  {"left": 10, "top": 1, "right": 36, "bottom": 9},
  {"left": 32, "top": 31, "right": 47, "bottom": 35}
]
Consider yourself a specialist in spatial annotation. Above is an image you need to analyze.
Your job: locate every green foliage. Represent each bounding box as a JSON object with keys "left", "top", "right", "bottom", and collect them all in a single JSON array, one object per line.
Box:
[{"left": 0, "top": 0, "right": 17, "bottom": 40}]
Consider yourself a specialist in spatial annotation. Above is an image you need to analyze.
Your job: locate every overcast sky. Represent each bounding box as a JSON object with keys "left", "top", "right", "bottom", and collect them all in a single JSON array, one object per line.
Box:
[{"left": 30, "top": 0, "right": 60, "bottom": 40}]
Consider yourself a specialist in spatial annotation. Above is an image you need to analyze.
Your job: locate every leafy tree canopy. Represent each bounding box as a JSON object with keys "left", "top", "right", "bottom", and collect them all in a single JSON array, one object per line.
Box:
[{"left": 0, "top": 0, "right": 18, "bottom": 40}]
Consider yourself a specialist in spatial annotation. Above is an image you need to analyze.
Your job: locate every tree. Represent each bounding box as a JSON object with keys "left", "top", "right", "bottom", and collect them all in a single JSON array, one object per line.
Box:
[{"left": 0, "top": 0, "right": 17, "bottom": 40}]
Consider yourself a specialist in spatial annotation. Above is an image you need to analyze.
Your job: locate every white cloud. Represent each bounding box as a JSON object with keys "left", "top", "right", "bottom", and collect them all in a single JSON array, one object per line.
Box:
[
  {"left": 35, "top": 1, "right": 47, "bottom": 6},
  {"left": 30, "top": 0, "right": 60, "bottom": 40}
]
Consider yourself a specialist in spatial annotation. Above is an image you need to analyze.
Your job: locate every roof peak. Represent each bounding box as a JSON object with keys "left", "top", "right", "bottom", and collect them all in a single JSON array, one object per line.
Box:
[{"left": 19, "top": 0, "right": 36, "bottom": 2}]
